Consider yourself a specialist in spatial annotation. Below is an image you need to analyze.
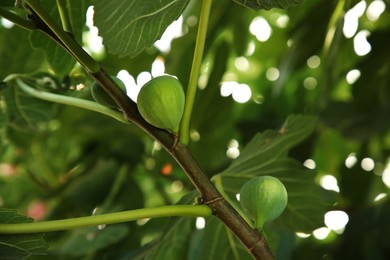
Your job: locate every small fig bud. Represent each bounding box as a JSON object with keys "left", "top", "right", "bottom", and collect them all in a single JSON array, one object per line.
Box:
[
  {"left": 136, "top": 75, "right": 185, "bottom": 134},
  {"left": 240, "top": 176, "right": 288, "bottom": 228},
  {"left": 91, "top": 76, "right": 126, "bottom": 108}
]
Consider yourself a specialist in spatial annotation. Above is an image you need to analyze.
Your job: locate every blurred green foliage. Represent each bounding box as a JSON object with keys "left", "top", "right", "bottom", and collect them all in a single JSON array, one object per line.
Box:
[{"left": 1, "top": 0, "right": 390, "bottom": 259}]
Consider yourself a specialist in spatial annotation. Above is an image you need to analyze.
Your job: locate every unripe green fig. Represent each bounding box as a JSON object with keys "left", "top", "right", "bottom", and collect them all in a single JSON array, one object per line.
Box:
[
  {"left": 91, "top": 76, "right": 126, "bottom": 108},
  {"left": 240, "top": 176, "right": 288, "bottom": 229},
  {"left": 136, "top": 75, "right": 185, "bottom": 134}
]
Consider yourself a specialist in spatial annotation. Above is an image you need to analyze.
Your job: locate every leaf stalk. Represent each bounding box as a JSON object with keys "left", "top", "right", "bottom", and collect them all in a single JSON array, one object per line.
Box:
[
  {"left": 56, "top": 0, "right": 73, "bottom": 34},
  {"left": 15, "top": 78, "right": 129, "bottom": 124},
  {"left": 0, "top": 205, "right": 212, "bottom": 234},
  {"left": 0, "top": 7, "right": 36, "bottom": 30},
  {"left": 179, "top": 0, "right": 213, "bottom": 145}
]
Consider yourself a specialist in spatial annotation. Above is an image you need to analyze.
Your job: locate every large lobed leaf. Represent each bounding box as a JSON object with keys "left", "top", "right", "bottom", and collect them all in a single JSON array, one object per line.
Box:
[
  {"left": 94, "top": 0, "right": 190, "bottom": 58},
  {"left": 0, "top": 208, "right": 48, "bottom": 259},
  {"left": 220, "top": 158, "right": 333, "bottom": 232},
  {"left": 233, "top": 0, "right": 304, "bottom": 10},
  {"left": 216, "top": 115, "right": 333, "bottom": 232}
]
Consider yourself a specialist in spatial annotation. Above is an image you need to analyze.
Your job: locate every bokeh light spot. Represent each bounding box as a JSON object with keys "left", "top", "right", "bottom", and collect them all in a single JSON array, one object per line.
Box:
[
  {"left": 346, "top": 69, "right": 361, "bottom": 84},
  {"left": 232, "top": 84, "right": 252, "bottom": 103},
  {"left": 266, "top": 67, "right": 280, "bottom": 81},
  {"left": 250, "top": 17, "right": 272, "bottom": 42},
  {"left": 320, "top": 175, "right": 340, "bottom": 193}
]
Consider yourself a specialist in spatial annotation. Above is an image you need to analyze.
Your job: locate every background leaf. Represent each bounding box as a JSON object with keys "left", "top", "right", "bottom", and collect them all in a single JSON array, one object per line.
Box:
[
  {"left": 0, "top": 26, "right": 45, "bottom": 80},
  {"left": 94, "top": 0, "right": 190, "bottom": 58},
  {"left": 225, "top": 115, "right": 316, "bottom": 174},
  {"left": 0, "top": 0, "right": 15, "bottom": 7},
  {"left": 189, "top": 217, "right": 252, "bottom": 260},
  {"left": 1, "top": 80, "right": 57, "bottom": 131},
  {"left": 29, "top": 0, "right": 88, "bottom": 76},
  {"left": 189, "top": 40, "right": 237, "bottom": 171},
  {"left": 1, "top": 0, "right": 390, "bottom": 258},
  {"left": 117, "top": 193, "right": 197, "bottom": 260},
  {"left": 0, "top": 208, "right": 48, "bottom": 259},
  {"left": 146, "top": 217, "right": 195, "bottom": 259},
  {"left": 60, "top": 224, "right": 129, "bottom": 257}
]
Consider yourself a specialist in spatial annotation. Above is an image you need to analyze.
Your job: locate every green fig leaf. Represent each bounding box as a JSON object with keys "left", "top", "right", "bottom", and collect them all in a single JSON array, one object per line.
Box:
[{"left": 94, "top": 0, "right": 190, "bottom": 58}]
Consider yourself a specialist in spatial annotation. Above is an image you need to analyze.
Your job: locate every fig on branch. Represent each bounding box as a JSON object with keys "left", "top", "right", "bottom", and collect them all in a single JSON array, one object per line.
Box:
[
  {"left": 136, "top": 75, "right": 185, "bottom": 134},
  {"left": 239, "top": 176, "right": 288, "bottom": 229},
  {"left": 91, "top": 76, "right": 126, "bottom": 108}
]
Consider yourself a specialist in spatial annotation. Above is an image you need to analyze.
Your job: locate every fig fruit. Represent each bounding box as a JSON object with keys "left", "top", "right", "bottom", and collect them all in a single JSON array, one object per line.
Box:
[
  {"left": 91, "top": 76, "right": 126, "bottom": 108},
  {"left": 240, "top": 176, "right": 288, "bottom": 228},
  {"left": 136, "top": 75, "right": 185, "bottom": 134}
]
